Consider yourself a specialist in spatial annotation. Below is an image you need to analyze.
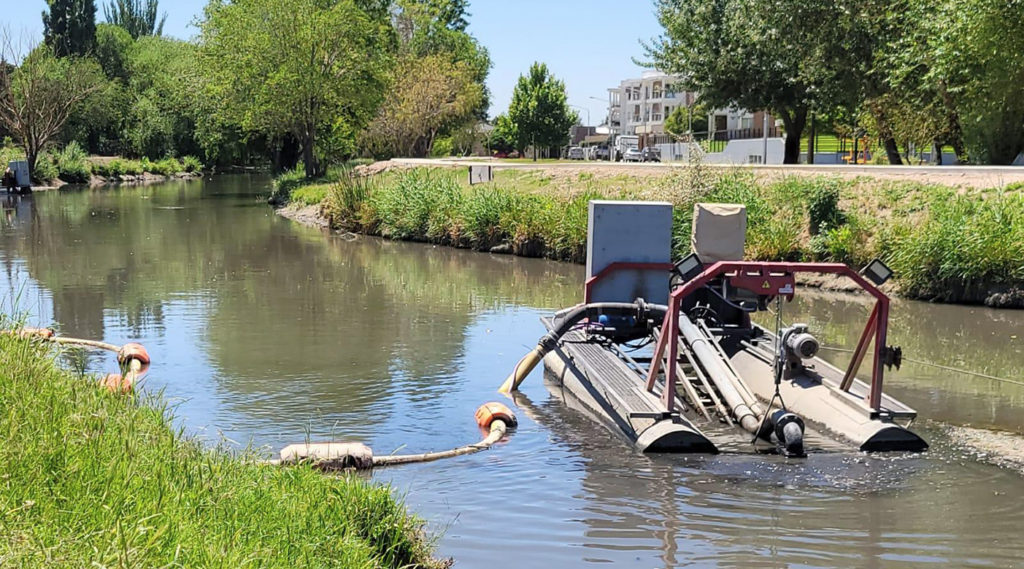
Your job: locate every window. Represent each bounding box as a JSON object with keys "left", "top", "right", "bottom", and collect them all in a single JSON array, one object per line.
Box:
[{"left": 740, "top": 117, "right": 754, "bottom": 130}]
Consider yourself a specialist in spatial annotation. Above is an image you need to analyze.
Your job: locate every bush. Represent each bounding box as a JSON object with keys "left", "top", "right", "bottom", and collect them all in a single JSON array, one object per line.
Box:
[
  {"left": 429, "top": 137, "right": 453, "bottom": 158},
  {"left": 32, "top": 153, "right": 59, "bottom": 183},
  {"left": 884, "top": 191, "right": 1024, "bottom": 299},
  {"left": 56, "top": 142, "right": 92, "bottom": 183},
  {"left": 803, "top": 178, "right": 845, "bottom": 234},
  {"left": 271, "top": 169, "right": 308, "bottom": 203},
  {"left": 182, "top": 155, "right": 203, "bottom": 173},
  {"left": 290, "top": 184, "right": 328, "bottom": 206}
]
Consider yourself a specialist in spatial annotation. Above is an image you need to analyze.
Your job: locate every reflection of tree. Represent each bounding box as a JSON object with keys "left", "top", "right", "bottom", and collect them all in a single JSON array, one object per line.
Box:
[
  {"left": 1, "top": 175, "right": 583, "bottom": 428},
  {"left": 203, "top": 217, "right": 582, "bottom": 418}
]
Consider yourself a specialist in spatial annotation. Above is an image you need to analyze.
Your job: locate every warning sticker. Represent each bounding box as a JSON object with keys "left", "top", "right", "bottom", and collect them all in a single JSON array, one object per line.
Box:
[{"left": 779, "top": 283, "right": 794, "bottom": 295}]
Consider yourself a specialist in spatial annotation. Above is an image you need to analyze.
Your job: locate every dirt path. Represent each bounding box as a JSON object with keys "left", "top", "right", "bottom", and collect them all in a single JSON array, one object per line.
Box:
[{"left": 389, "top": 158, "right": 1024, "bottom": 189}]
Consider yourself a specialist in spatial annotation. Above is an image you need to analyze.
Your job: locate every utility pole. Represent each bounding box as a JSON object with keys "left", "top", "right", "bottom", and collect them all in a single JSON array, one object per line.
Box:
[{"left": 762, "top": 111, "right": 769, "bottom": 164}]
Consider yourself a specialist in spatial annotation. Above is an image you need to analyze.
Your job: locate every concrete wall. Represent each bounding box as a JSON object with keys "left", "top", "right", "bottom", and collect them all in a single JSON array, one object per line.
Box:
[{"left": 661, "top": 139, "right": 785, "bottom": 165}]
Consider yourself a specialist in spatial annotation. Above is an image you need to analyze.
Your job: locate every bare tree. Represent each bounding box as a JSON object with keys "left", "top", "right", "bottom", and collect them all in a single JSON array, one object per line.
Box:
[{"left": 0, "top": 28, "right": 102, "bottom": 176}]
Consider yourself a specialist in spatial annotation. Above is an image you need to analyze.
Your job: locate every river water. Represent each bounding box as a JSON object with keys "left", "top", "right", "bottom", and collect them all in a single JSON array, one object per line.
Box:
[{"left": 2, "top": 176, "right": 1023, "bottom": 568}]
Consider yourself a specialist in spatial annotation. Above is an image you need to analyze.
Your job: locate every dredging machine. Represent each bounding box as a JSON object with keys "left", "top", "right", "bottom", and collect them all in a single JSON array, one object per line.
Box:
[{"left": 500, "top": 201, "right": 927, "bottom": 457}]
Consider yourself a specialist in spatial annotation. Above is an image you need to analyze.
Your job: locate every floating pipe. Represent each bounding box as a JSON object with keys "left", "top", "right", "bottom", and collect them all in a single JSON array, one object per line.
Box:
[
  {"left": 499, "top": 301, "right": 667, "bottom": 393},
  {"left": 273, "top": 402, "right": 518, "bottom": 471}
]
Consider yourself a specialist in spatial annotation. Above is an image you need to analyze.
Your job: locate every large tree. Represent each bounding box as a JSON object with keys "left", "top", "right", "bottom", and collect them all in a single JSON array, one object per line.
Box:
[
  {"left": 361, "top": 0, "right": 489, "bottom": 158},
  {"left": 507, "top": 62, "right": 577, "bottom": 161},
  {"left": 198, "top": 0, "right": 392, "bottom": 177},
  {"left": 103, "top": 0, "right": 166, "bottom": 39},
  {"left": 42, "top": 0, "right": 97, "bottom": 57},
  {"left": 0, "top": 39, "right": 104, "bottom": 175},
  {"left": 361, "top": 53, "right": 484, "bottom": 157},
  {"left": 648, "top": 0, "right": 848, "bottom": 164}
]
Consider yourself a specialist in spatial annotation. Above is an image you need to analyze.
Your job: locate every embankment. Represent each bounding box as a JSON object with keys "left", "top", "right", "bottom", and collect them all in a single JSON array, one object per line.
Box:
[
  {"left": 0, "top": 325, "right": 444, "bottom": 568},
  {"left": 275, "top": 164, "right": 1024, "bottom": 308}
]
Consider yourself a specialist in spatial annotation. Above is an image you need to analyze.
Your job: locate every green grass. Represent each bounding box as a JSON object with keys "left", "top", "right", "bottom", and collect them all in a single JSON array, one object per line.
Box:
[
  {"left": 314, "top": 164, "right": 1024, "bottom": 303},
  {"left": 0, "top": 325, "right": 442, "bottom": 568}
]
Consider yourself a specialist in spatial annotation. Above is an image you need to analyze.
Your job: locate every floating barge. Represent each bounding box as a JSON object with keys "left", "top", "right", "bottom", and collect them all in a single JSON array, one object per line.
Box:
[{"left": 504, "top": 201, "right": 926, "bottom": 456}]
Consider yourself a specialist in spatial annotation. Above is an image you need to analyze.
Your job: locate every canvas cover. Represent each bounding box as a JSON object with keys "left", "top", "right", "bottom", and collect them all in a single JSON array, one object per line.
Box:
[{"left": 691, "top": 203, "right": 746, "bottom": 263}]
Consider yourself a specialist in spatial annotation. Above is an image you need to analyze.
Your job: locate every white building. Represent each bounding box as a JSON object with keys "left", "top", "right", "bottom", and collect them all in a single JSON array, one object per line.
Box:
[
  {"left": 605, "top": 71, "right": 781, "bottom": 163},
  {"left": 607, "top": 71, "right": 770, "bottom": 138}
]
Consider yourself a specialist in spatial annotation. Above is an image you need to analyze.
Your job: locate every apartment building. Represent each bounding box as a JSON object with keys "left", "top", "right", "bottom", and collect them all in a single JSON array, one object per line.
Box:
[{"left": 606, "top": 71, "right": 767, "bottom": 138}]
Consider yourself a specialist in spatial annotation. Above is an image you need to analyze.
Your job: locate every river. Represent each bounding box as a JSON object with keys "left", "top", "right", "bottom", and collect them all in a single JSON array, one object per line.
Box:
[{"left": 2, "top": 176, "right": 1023, "bottom": 568}]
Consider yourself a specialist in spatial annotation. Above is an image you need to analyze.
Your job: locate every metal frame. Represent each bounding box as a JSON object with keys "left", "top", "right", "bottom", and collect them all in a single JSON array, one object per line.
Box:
[{"left": 642, "top": 261, "right": 891, "bottom": 413}]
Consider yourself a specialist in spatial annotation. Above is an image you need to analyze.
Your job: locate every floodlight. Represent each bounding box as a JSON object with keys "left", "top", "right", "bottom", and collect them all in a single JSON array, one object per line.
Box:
[
  {"left": 673, "top": 253, "right": 704, "bottom": 283},
  {"left": 860, "top": 258, "right": 893, "bottom": 286}
]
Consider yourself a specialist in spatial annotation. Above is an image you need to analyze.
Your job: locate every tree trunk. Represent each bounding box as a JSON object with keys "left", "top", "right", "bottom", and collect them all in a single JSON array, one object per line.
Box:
[
  {"left": 303, "top": 128, "right": 318, "bottom": 179},
  {"left": 932, "top": 142, "right": 943, "bottom": 165},
  {"left": 807, "top": 113, "right": 815, "bottom": 164},
  {"left": 883, "top": 136, "right": 902, "bottom": 165},
  {"left": 778, "top": 107, "right": 806, "bottom": 164}
]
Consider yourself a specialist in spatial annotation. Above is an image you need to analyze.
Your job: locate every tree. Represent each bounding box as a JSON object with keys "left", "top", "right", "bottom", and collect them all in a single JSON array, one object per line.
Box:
[
  {"left": 507, "top": 62, "right": 577, "bottom": 161},
  {"left": 103, "top": 0, "right": 166, "bottom": 39},
  {"left": 42, "top": 0, "right": 97, "bottom": 57},
  {"left": 664, "top": 103, "right": 707, "bottom": 138},
  {"left": 361, "top": 0, "right": 489, "bottom": 158},
  {"left": 198, "top": 0, "right": 392, "bottom": 177},
  {"left": 648, "top": 0, "right": 848, "bottom": 163},
  {"left": 487, "top": 113, "right": 516, "bottom": 154},
  {"left": 0, "top": 37, "right": 104, "bottom": 175},
  {"left": 361, "top": 54, "right": 483, "bottom": 157}
]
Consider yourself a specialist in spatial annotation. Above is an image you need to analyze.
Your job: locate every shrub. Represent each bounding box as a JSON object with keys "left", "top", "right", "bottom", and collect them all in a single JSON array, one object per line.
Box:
[
  {"left": 803, "top": 177, "right": 845, "bottom": 234},
  {"left": 182, "top": 155, "right": 203, "bottom": 173},
  {"left": 56, "top": 142, "right": 92, "bottom": 183},
  {"left": 429, "top": 137, "right": 453, "bottom": 158},
  {"left": 290, "top": 184, "right": 328, "bottom": 206},
  {"left": 32, "top": 153, "right": 59, "bottom": 183},
  {"left": 271, "top": 169, "right": 308, "bottom": 203}
]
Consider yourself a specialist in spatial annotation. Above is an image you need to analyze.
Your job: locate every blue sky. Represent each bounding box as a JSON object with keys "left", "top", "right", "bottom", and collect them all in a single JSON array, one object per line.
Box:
[{"left": 6, "top": 0, "right": 661, "bottom": 124}]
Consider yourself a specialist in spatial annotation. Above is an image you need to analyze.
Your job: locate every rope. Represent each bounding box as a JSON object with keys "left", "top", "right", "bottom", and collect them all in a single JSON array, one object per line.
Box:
[{"left": 818, "top": 345, "right": 1024, "bottom": 388}]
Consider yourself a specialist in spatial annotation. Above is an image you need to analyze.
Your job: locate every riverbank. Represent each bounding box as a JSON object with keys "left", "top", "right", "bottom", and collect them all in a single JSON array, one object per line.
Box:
[
  {"left": 275, "top": 163, "right": 1024, "bottom": 308},
  {"left": 0, "top": 326, "right": 444, "bottom": 568}
]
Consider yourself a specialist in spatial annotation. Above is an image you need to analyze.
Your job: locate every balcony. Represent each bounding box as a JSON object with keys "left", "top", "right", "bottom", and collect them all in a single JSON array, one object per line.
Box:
[{"left": 650, "top": 114, "right": 663, "bottom": 122}]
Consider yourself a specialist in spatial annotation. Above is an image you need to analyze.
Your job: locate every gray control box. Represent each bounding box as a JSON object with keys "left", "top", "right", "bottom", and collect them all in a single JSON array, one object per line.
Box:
[{"left": 586, "top": 200, "right": 673, "bottom": 305}]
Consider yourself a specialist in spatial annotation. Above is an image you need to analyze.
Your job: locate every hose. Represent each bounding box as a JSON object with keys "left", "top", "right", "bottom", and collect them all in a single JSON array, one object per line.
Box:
[
  {"left": 499, "top": 300, "right": 667, "bottom": 393},
  {"left": 273, "top": 402, "right": 518, "bottom": 471},
  {"left": 4, "top": 327, "right": 151, "bottom": 393}
]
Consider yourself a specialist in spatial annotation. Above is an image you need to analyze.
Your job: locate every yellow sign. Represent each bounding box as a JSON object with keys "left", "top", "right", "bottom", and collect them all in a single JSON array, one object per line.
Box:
[{"left": 761, "top": 280, "right": 771, "bottom": 289}]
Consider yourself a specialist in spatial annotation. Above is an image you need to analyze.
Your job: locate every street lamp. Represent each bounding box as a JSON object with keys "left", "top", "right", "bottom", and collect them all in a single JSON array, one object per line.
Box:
[{"left": 568, "top": 104, "right": 590, "bottom": 126}]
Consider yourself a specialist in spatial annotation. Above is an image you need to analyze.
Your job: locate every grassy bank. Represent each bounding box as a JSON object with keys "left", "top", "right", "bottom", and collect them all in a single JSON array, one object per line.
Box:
[
  {"left": 280, "top": 164, "right": 1024, "bottom": 307},
  {"left": 0, "top": 324, "right": 443, "bottom": 568}
]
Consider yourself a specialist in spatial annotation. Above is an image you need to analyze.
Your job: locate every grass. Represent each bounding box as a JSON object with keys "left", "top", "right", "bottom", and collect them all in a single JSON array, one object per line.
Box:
[
  {"left": 0, "top": 323, "right": 443, "bottom": 568},
  {"left": 311, "top": 164, "right": 1024, "bottom": 305}
]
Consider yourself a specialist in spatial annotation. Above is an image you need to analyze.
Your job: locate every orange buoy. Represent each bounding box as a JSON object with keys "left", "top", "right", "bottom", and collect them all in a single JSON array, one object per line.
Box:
[
  {"left": 475, "top": 402, "right": 518, "bottom": 429},
  {"left": 100, "top": 373, "right": 134, "bottom": 394},
  {"left": 117, "top": 342, "right": 151, "bottom": 366}
]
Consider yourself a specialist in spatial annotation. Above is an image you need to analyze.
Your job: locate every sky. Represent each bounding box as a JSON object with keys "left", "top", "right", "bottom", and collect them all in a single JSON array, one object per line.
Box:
[{"left": 6, "top": 0, "right": 661, "bottom": 125}]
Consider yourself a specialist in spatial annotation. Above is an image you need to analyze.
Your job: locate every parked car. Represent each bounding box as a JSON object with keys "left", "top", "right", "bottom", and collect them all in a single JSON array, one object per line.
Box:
[
  {"left": 622, "top": 147, "right": 643, "bottom": 162},
  {"left": 640, "top": 146, "right": 661, "bottom": 162},
  {"left": 567, "top": 147, "right": 585, "bottom": 160},
  {"left": 594, "top": 146, "right": 610, "bottom": 160}
]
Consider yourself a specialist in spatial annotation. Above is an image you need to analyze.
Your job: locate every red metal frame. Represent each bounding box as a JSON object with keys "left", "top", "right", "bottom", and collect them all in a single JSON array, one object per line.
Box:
[
  {"left": 584, "top": 262, "right": 676, "bottom": 304},
  {"left": 644, "top": 261, "right": 890, "bottom": 413}
]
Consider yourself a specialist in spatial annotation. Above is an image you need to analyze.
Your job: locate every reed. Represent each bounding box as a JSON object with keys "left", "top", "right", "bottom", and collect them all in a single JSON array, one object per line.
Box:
[{"left": 313, "top": 165, "right": 1024, "bottom": 304}]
